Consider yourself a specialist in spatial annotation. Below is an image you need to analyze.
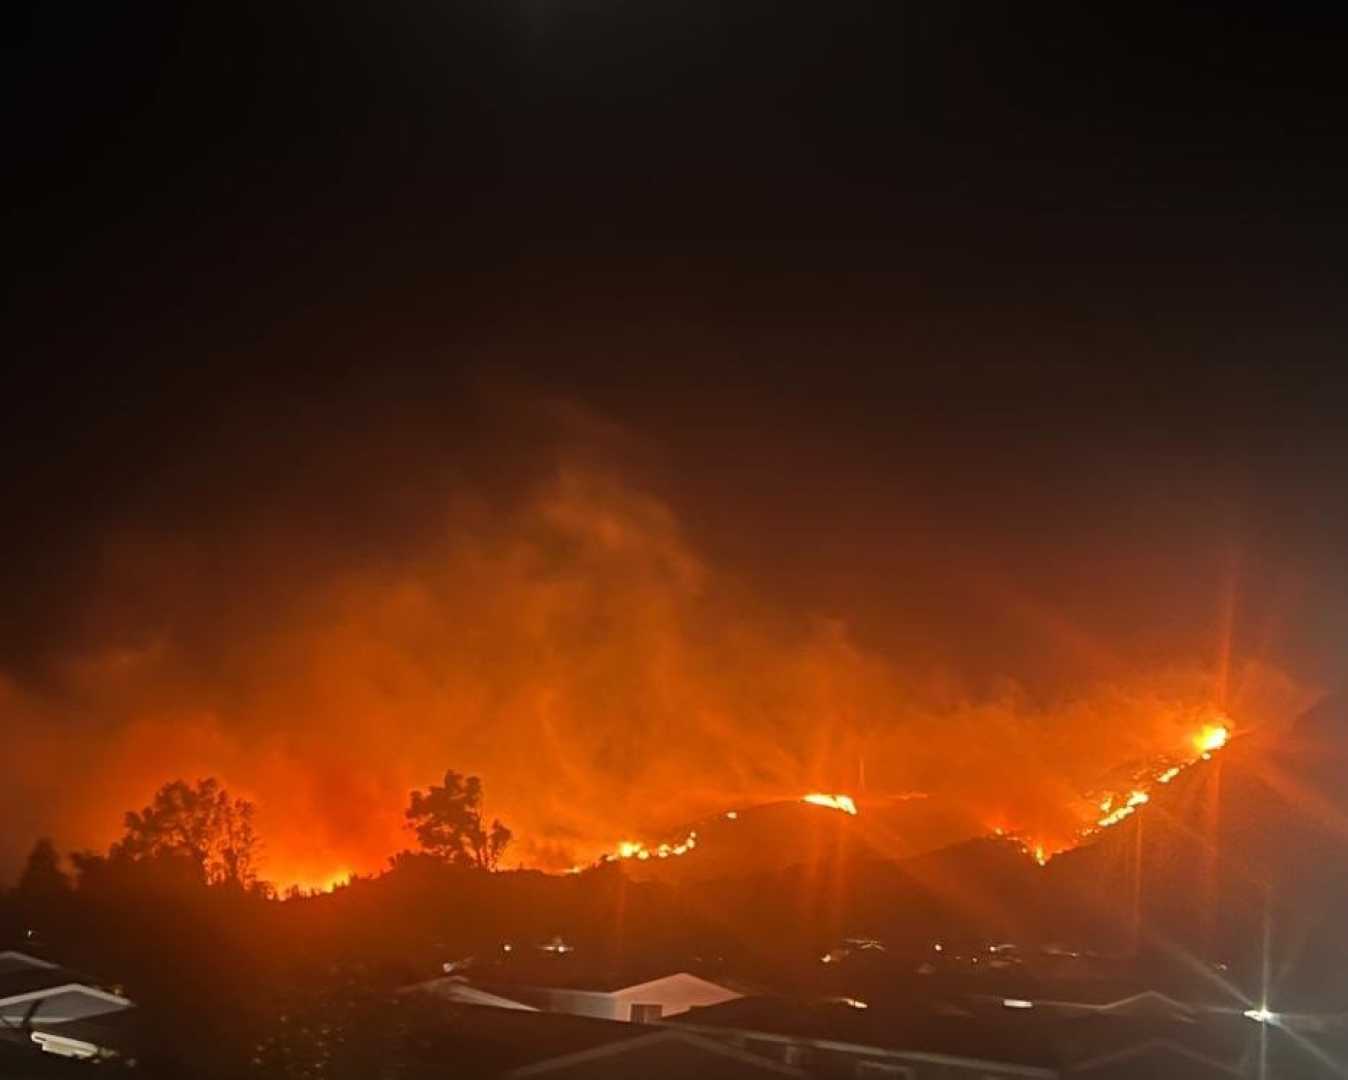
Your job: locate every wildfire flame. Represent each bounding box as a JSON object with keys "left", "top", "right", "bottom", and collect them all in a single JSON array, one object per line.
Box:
[
  {"left": 802, "top": 793, "right": 858, "bottom": 815},
  {"left": 1088, "top": 717, "right": 1233, "bottom": 833},
  {"left": 1194, "top": 723, "right": 1229, "bottom": 755},
  {"left": 584, "top": 720, "right": 1230, "bottom": 880},
  {"left": 1097, "top": 789, "right": 1149, "bottom": 828},
  {"left": 603, "top": 830, "right": 699, "bottom": 865},
  {"left": 993, "top": 716, "right": 1236, "bottom": 867}
]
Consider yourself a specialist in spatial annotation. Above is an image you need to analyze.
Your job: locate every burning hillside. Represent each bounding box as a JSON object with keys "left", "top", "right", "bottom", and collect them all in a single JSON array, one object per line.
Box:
[
  {"left": 0, "top": 427, "right": 1313, "bottom": 892},
  {"left": 537, "top": 715, "right": 1246, "bottom": 889},
  {"left": 989, "top": 717, "right": 1236, "bottom": 869}
]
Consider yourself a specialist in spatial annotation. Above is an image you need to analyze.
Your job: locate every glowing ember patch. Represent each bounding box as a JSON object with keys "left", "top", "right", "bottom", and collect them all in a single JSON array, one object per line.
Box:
[
  {"left": 1156, "top": 766, "right": 1181, "bottom": 784},
  {"left": 802, "top": 793, "right": 858, "bottom": 815}
]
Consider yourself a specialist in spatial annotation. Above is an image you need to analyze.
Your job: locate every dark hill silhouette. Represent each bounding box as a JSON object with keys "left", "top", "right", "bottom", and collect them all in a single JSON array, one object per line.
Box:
[
  {"left": 609, "top": 794, "right": 983, "bottom": 885},
  {"left": 1040, "top": 694, "right": 1348, "bottom": 1006}
]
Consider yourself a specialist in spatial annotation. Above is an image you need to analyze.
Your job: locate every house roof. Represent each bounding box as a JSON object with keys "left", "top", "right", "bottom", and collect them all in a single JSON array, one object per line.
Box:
[
  {"left": 0, "top": 970, "right": 80, "bottom": 1002},
  {"left": 505, "top": 1028, "right": 808, "bottom": 1078},
  {"left": 411, "top": 1003, "right": 654, "bottom": 1074},
  {"left": 0, "top": 982, "right": 133, "bottom": 1024},
  {"left": 672, "top": 994, "right": 1062, "bottom": 1072},
  {"left": 0, "top": 953, "right": 58, "bottom": 976},
  {"left": 0, "top": 954, "right": 122, "bottom": 1006},
  {"left": 1068, "top": 1036, "right": 1248, "bottom": 1077},
  {"left": 0, "top": 1037, "right": 119, "bottom": 1079},
  {"left": 29, "top": 1007, "right": 142, "bottom": 1056},
  {"left": 402, "top": 975, "right": 539, "bottom": 1011},
  {"left": 1053, "top": 1012, "right": 1252, "bottom": 1072}
]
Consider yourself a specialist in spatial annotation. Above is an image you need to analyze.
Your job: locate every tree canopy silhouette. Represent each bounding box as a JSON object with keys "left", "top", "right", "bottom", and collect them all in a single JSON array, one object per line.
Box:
[
  {"left": 110, "top": 777, "right": 261, "bottom": 887},
  {"left": 405, "top": 770, "right": 511, "bottom": 870},
  {"left": 16, "top": 838, "right": 71, "bottom": 898}
]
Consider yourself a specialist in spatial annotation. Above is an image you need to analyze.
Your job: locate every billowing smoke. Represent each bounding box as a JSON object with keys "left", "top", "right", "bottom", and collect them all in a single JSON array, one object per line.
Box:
[{"left": 0, "top": 391, "right": 1316, "bottom": 888}]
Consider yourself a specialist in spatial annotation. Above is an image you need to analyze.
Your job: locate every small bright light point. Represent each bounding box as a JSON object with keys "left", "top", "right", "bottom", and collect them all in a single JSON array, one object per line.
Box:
[
  {"left": 1244, "top": 1007, "right": 1274, "bottom": 1023},
  {"left": 820, "top": 954, "right": 833, "bottom": 964},
  {"left": 725, "top": 810, "right": 738, "bottom": 819},
  {"left": 1003, "top": 999, "right": 1034, "bottom": 1010},
  {"left": 502, "top": 943, "right": 512, "bottom": 952},
  {"left": 933, "top": 943, "right": 943, "bottom": 952}
]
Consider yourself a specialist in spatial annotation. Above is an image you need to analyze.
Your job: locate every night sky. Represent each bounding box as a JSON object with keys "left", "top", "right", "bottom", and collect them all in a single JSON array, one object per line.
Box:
[{"left": 5, "top": 5, "right": 1347, "bottom": 885}]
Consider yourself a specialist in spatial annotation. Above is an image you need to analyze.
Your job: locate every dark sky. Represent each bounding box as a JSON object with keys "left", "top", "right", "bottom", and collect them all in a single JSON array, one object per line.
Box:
[{"left": 4, "top": 4, "right": 1347, "bottom": 883}]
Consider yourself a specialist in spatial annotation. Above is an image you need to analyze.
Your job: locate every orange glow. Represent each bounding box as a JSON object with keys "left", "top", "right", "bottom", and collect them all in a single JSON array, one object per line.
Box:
[
  {"left": 802, "top": 793, "right": 858, "bottom": 815},
  {"left": 1014, "top": 837, "right": 1056, "bottom": 866},
  {"left": 283, "top": 867, "right": 353, "bottom": 894},
  {"left": 0, "top": 445, "right": 1302, "bottom": 892}
]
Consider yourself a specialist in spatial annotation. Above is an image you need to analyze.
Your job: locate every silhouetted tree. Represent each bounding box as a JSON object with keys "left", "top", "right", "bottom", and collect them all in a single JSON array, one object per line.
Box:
[
  {"left": 112, "top": 778, "right": 261, "bottom": 887},
  {"left": 405, "top": 770, "right": 511, "bottom": 869},
  {"left": 16, "top": 838, "right": 71, "bottom": 898}
]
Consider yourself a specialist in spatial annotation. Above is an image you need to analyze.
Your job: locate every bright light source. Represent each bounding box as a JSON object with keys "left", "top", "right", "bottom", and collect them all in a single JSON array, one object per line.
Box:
[
  {"left": 1244, "top": 1007, "right": 1275, "bottom": 1023},
  {"left": 502, "top": 943, "right": 512, "bottom": 953},
  {"left": 1195, "top": 723, "right": 1230, "bottom": 754},
  {"left": 802, "top": 793, "right": 858, "bottom": 815},
  {"left": 725, "top": 810, "right": 738, "bottom": 820},
  {"left": 933, "top": 943, "right": 943, "bottom": 952},
  {"left": 1002, "top": 999, "right": 1034, "bottom": 1010}
]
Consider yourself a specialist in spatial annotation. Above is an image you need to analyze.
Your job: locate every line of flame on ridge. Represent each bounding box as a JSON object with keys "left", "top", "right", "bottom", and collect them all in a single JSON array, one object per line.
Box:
[
  {"left": 998, "top": 720, "right": 1232, "bottom": 869},
  {"left": 577, "top": 722, "right": 1233, "bottom": 876},
  {"left": 568, "top": 791, "right": 863, "bottom": 873}
]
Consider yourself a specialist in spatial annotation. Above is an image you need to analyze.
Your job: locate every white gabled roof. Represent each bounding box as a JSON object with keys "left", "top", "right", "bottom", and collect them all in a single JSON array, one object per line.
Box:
[
  {"left": 400, "top": 975, "right": 538, "bottom": 1012},
  {"left": 609, "top": 971, "right": 738, "bottom": 998},
  {"left": 0, "top": 983, "right": 133, "bottom": 1023},
  {"left": 0, "top": 951, "right": 59, "bottom": 973},
  {"left": 1095, "top": 990, "right": 1197, "bottom": 1019}
]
